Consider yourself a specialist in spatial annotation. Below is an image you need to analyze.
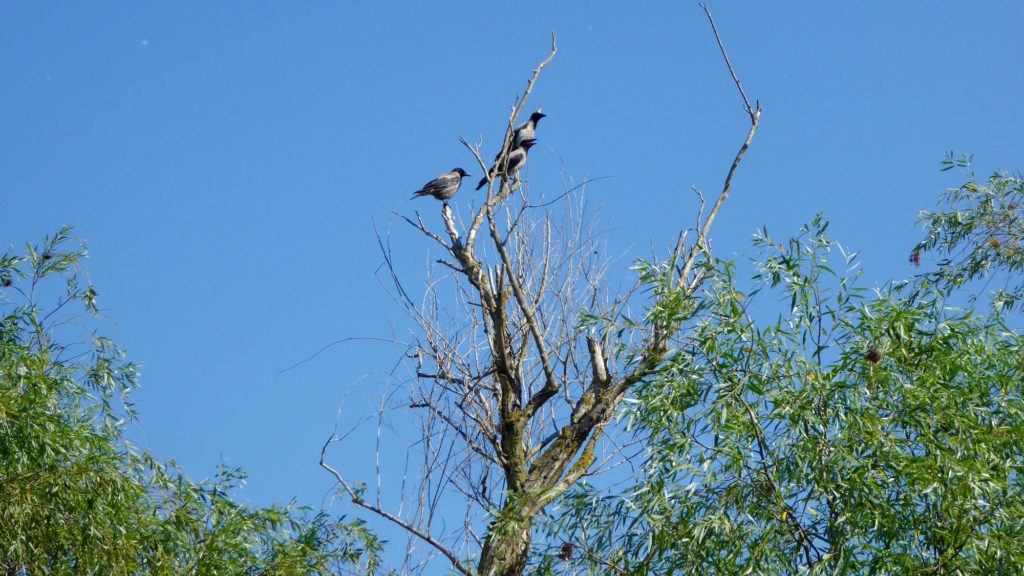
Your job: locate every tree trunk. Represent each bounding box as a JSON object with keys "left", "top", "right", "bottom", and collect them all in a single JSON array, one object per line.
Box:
[{"left": 477, "top": 514, "right": 532, "bottom": 576}]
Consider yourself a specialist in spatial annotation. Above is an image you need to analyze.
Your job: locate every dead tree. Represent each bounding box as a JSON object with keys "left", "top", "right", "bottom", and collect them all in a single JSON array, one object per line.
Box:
[{"left": 321, "top": 6, "right": 761, "bottom": 575}]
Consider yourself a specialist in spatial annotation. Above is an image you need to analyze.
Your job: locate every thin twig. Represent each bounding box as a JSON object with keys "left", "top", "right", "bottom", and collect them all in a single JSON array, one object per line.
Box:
[
  {"left": 678, "top": 5, "right": 762, "bottom": 292},
  {"left": 465, "top": 33, "right": 557, "bottom": 249},
  {"left": 276, "top": 336, "right": 403, "bottom": 377},
  {"left": 487, "top": 213, "right": 560, "bottom": 418},
  {"left": 396, "top": 211, "right": 452, "bottom": 252},
  {"left": 524, "top": 176, "right": 613, "bottom": 209},
  {"left": 700, "top": 2, "right": 755, "bottom": 119},
  {"left": 320, "top": 439, "right": 473, "bottom": 576}
]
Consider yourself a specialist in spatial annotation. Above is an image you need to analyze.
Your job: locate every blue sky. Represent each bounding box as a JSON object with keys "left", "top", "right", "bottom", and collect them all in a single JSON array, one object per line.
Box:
[{"left": 3, "top": 0, "right": 1023, "bottom": 563}]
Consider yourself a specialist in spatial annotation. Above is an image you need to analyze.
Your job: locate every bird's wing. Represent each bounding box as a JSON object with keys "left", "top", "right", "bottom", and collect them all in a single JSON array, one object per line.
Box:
[
  {"left": 428, "top": 174, "right": 455, "bottom": 190},
  {"left": 507, "top": 149, "right": 526, "bottom": 171},
  {"left": 412, "top": 174, "right": 444, "bottom": 196}
]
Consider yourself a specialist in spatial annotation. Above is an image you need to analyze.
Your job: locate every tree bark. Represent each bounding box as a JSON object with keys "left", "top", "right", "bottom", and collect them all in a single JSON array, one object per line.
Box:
[{"left": 477, "top": 512, "right": 532, "bottom": 576}]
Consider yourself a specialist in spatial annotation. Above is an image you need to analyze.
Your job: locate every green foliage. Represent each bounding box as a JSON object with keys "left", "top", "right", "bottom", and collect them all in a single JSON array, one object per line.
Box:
[
  {"left": 1, "top": 228, "right": 383, "bottom": 575},
  {"left": 913, "top": 152, "right": 1024, "bottom": 313},
  {"left": 538, "top": 214, "right": 1024, "bottom": 574}
]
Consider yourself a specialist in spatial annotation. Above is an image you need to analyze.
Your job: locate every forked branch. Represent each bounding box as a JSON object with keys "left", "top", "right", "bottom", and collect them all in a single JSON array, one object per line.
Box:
[
  {"left": 464, "top": 33, "right": 557, "bottom": 248},
  {"left": 678, "top": 5, "right": 762, "bottom": 292},
  {"left": 524, "top": 3, "right": 762, "bottom": 509}
]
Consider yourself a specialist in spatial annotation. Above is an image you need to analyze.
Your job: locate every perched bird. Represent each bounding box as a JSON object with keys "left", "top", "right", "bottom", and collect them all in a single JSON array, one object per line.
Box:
[
  {"left": 411, "top": 167, "right": 471, "bottom": 202},
  {"left": 513, "top": 111, "right": 546, "bottom": 147},
  {"left": 476, "top": 139, "right": 536, "bottom": 190}
]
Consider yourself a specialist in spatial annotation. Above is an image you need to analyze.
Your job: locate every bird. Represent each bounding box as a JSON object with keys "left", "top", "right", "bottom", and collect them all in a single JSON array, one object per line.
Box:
[
  {"left": 476, "top": 139, "right": 536, "bottom": 190},
  {"left": 513, "top": 111, "right": 546, "bottom": 147},
  {"left": 411, "top": 167, "right": 471, "bottom": 202}
]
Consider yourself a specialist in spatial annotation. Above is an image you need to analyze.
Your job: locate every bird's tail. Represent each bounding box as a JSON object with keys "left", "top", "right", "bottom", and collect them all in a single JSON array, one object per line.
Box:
[{"left": 475, "top": 177, "right": 488, "bottom": 191}]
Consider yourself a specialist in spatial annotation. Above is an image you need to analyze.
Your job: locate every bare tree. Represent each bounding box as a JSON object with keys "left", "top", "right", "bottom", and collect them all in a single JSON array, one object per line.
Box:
[{"left": 320, "top": 6, "right": 761, "bottom": 575}]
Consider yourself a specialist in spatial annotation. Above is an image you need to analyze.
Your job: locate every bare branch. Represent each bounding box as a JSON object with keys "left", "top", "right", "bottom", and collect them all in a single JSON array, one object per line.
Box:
[
  {"left": 276, "top": 336, "right": 402, "bottom": 377},
  {"left": 397, "top": 210, "right": 452, "bottom": 252},
  {"left": 678, "top": 5, "right": 762, "bottom": 292},
  {"left": 466, "top": 34, "right": 558, "bottom": 249},
  {"left": 410, "top": 397, "right": 502, "bottom": 466},
  {"left": 586, "top": 335, "right": 608, "bottom": 385},
  {"left": 678, "top": 107, "right": 760, "bottom": 292},
  {"left": 441, "top": 203, "right": 462, "bottom": 246},
  {"left": 320, "top": 438, "right": 472, "bottom": 576},
  {"left": 700, "top": 2, "right": 755, "bottom": 119},
  {"left": 487, "top": 213, "right": 560, "bottom": 419}
]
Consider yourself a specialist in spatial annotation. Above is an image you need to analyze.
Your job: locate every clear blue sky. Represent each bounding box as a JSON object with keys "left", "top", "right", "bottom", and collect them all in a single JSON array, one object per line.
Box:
[{"left": 3, "top": 0, "right": 1023, "bottom": 562}]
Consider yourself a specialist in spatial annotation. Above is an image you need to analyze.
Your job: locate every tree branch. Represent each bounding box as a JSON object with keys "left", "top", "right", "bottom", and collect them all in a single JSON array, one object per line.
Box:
[
  {"left": 320, "top": 437, "right": 472, "bottom": 576},
  {"left": 409, "top": 398, "right": 502, "bottom": 467},
  {"left": 465, "top": 33, "right": 557, "bottom": 248},
  {"left": 678, "top": 6, "right": 762, "bottom": 292},
  {"left": 700, "top": 2, "right": 755, "bottom": 119},
  {"left": 487, "top": 212, "right": 560, "bottom": 420}
]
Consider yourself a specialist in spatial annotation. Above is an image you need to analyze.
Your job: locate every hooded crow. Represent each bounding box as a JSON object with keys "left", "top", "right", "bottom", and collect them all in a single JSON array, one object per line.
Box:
[
  {"left": 514, "top": 111, "right": 546, "bottom": 147},
  {"left": 476, "top": 139, "right": 536, "bottom": 191},
  {"left": 411, "top": 167, "right": 471, "bottom": 201}
]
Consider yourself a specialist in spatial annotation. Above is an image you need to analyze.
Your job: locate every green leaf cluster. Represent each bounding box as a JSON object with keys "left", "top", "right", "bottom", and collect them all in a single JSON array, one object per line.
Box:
[
  {"left": 1, "top": 228, "right": 384, "bottom": 575},
  {"left": 914, "top": 152, "right": 1024, "bottom": 313},
  {"left": 538, "top": 205, "right": 1024, "bottom": 574}
]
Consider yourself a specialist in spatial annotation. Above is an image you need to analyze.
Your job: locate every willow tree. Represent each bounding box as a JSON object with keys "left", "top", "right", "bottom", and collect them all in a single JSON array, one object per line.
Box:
[
  {"left": 319, "top": 6, "right": 761, "bottom": 575},
  {"left": 537, "top": 211, "right": 1024, "bottom": 574},
  {"left": 1, "top": 228, "right": 383, "bottom": 575},
  {"left": 912, "top": 152, "right": 1024, "bottom": 313}
]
